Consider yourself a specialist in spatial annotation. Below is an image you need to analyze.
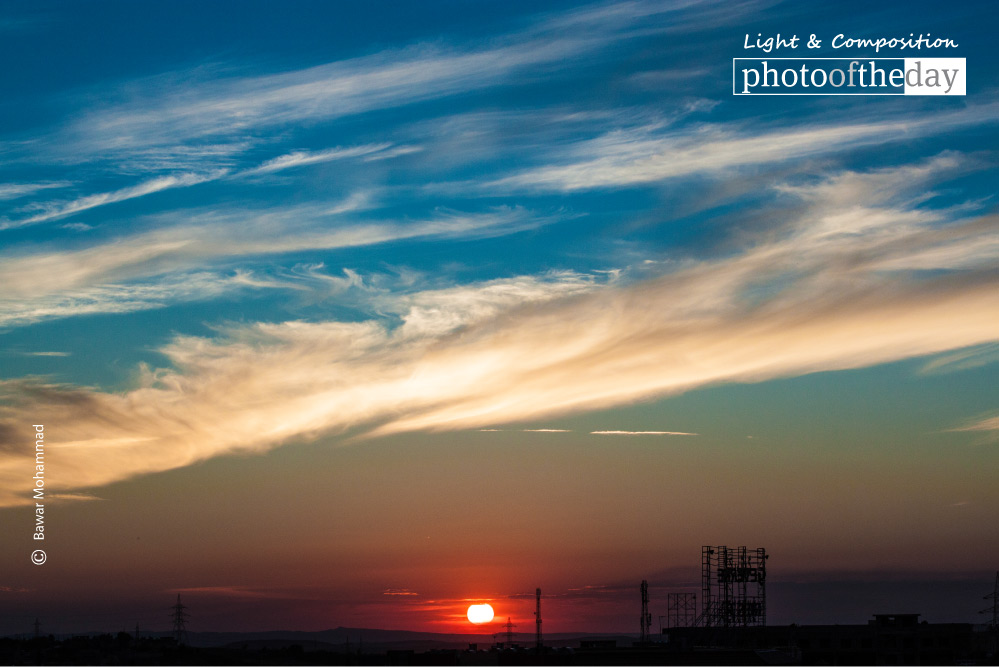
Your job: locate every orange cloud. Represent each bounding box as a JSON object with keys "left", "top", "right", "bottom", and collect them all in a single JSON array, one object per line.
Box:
[{"left": 0, "top": 161, "right": 996, "bottom": 507}]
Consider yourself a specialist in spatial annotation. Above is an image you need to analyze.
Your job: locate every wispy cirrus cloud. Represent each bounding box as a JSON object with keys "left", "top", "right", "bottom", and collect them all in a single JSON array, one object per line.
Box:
[
  {"left": 0, "top": 271, "right": 277, "bottom": 329},
  {"left": 476, "top": 428, "right": 575, "bottom": 432},
  {"left": 71, "top": 43, "right": 579, "bottom": 154},
  {"left": 0, "top": 143, "right": 409, "bottom": 230},
  {"left": 1, "top": 264, "right": 995, "bottom": 508},
  {"left": 383, "top": 271, "right": 598, "bottom": 339},
  {"left": 7, "top": 0, "right": 758, "bottom": 187},
  {"left": 240, "top": 143, "right": 396, "bottom": 176},
  {"left": 47, "top": 492, "right": 102, "bottom": 502},
  {"left": 920, "top": 344, "right": 999, "bottom": 375},
  {"left": 483, "top": 105, "right": 999, "bottom": 192},
  {"left": 591, "top": 430, "right": 697, "bottom": 435},
  {"left": 51, "top": 1, "right": 704, "bottom": 165},
  {"left": 947, "top": 416, "right": 999, "bottom": 432},
  {"left": 383, "top": 589, "right": 420, "bottom": 596},
  {"left": 0, "top": 158, "right": 996, "bottom": 507},
  {"left": 0, "top": 205, "right": 549, "bottom": 327},
  {"left": 0, "top": 171, "right": 225, "bottom": 230},
  {"left": 0, "top": 181, "right": 71, "bottom": 201}
]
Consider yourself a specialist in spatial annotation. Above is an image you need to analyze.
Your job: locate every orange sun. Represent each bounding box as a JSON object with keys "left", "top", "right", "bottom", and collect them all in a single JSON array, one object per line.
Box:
[{"left": 466, "top": 603, "right": 495, "bottom": 624}]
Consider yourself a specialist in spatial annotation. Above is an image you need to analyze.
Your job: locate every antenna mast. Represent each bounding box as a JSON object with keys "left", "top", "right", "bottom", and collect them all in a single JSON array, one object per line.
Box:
[
  {"left": 640, "top": 580, "right": 651, "bottom": 643},
  {"left": 535, "top": 588, "right": 543, "bottom": 652}
]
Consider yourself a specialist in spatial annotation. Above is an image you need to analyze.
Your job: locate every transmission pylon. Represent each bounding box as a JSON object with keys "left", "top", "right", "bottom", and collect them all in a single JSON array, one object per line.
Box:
[
  {"left": 982, "top": 571, "right": 999, "bottom": 626},
  {"left": 170, "top": 594, "right": 189, "bottom": 645},
  {"left": 535, "top": 588, "right": 543, "bottom": 652},
  {"left": 982, "top": 571, "right": 999, "bottom": 655}
]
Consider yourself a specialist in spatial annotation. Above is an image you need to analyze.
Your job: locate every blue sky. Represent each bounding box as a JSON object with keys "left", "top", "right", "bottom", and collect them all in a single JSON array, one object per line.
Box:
[{"left": 0, "top": 0, "right": 997, "bottom": 633}]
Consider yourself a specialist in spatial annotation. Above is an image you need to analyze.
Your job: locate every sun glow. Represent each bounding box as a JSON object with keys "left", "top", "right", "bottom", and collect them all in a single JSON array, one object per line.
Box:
[{"left": 466, "top": 603, "right": 495, "bottom": 624}]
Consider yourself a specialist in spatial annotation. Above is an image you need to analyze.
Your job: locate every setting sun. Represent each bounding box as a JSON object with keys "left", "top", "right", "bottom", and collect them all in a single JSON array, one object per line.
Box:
[{"left": 466, "top": 604, "right": 495, "bottom": 624}]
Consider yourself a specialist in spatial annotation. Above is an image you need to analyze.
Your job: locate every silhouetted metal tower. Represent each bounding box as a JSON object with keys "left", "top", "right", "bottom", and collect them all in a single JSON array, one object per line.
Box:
[
  {"left": 666, "top": 593, "right": 697, "bottom": 628},
  {"left": 535, "top": 588, "right": 543, "bottom": 651},
  {"left": 982, "top": 571, "right": 999, "bottom": 655},
  {"left": 33, "top": 618, "right": 40, "bottom": 640},
  {"left": 982, "top": 571, "right": 999, "bottom": 627},
  {"left": 640, "top": 580, "right": 651, "bottom": 642},
  {"left": 170, "top": 594, "right": 189, "bottom": 645},
  {"left": 698, "top": 546, "right": 767, "bottom": 628},
  {"left": 504, "top": 617, "right": 516, "bottom": 644}
]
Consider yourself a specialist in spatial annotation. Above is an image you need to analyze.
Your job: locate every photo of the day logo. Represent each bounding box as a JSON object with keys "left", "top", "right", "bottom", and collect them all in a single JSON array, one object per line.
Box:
[{"left": 734, "top": 58, "right": 966, "bottom": 95}]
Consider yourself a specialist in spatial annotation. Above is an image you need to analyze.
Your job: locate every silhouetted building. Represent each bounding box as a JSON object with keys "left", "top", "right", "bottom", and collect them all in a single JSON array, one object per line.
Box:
[{"left": 662, "top": 613, "right": 979, "bottom": 665}]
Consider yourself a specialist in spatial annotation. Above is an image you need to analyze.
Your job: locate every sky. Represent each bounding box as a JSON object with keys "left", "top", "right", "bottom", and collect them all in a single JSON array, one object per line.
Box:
[{"left": 0, "top": 0, "right": 997, "bottom": 638}]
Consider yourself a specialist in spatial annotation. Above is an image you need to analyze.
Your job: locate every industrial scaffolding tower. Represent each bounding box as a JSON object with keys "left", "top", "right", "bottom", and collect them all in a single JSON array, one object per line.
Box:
[
  {"left": 666, "top": 592, "right": 697, "bottom": 628},
  {"left": 698, "top": 545, "right": 768, "bottom": 628}
]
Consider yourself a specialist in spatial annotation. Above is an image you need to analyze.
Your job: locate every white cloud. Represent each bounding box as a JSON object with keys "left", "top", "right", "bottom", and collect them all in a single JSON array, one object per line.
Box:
[
  {"left": 948, "top": 416, "right": 999, "bottom": 432},
  {"left": 485, "top": 106, "right": 999, "bottom": 192},
  {"left": 384, "top": 271, "right": 599, "bottom": 338},
  {"left": 29, "top": 0, "right": 756, "bottom": 175},
  {"left": 243, "top": 144, "right": 394, "bottom": 175},
  {"left": 591, "top": 430, "right": 697, "bottom": 435},
  {"left": 55, "top": 12, "right": 636, "bottom": 165},
  {"left": 0, "top": 181, "right": 71, "bottom": 201},
  {"left": 0, "top": 171, "right": 226, "bottom": 230},
  {"left": 47, "top": 492, "right": 102, "bottom": 502},
  {"left": 1, "top": 143, "right": 396, "bottom": 230},
  {"left": 0, "top": 159, "right": 996, "bottom": 507},
  {"left": 0, "top": 271, "right": 272, "bottom": 329},
  {"left": 920, "top": 344, "right": 999, "bottom": 375},
  {"left": 0, "top": 206, "right": 548, "bottom": 326}
]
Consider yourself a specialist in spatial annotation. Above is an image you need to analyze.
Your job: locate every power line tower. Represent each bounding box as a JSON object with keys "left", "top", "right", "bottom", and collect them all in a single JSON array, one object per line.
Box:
[
  {"left": 31, "top": 617, "right": 43, "bottom": 665},
  {"left": 170, "top": 594, "right": 190, "bottom": 645},
  {"left": 534, "top": 588, "right": 543, "bottom": 652},
  {"left": 640, "top": 580, "right": 651, "bottom": 643},
  {"left": 981, "top": 571, "right": 999, "bottom": 656},
  {"left": 503, "top": 617, "right": 516, "bottom": 644}
]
